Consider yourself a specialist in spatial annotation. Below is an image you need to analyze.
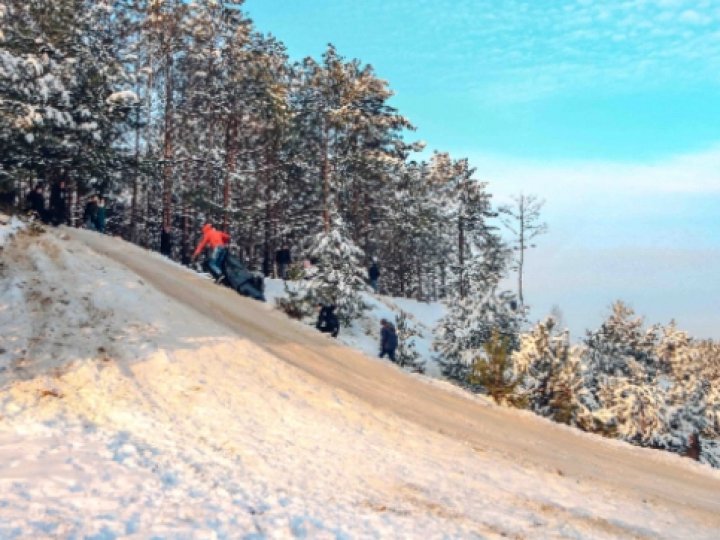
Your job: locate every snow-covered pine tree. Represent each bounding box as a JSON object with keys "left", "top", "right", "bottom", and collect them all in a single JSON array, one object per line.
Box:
[
  {"left": 0, "top": 0, "right": 136, "bottom": 197},
  {"left": 578, "top": 310, "right": 720, "bottom": 464},
  {"left": 434, "top": 234, "right": 524, "bottom": 383},
  {"left": 394, "top": 310, "right": 424, "bottom": 371},
  {"left": 581, "top": 303, "right": 665, "bottom": 438},
  {"left": 291, "top": 45, "right": 413, "bottom": 246},
  {"left": 511, "top": 317, "right": 591, "bottom": 426},
  {"left": 594, "top": 372, "right": 669, "bottom": 445},
  {"left": 656, "top": 324, "right": 720, "bottom": 459},
  {"left": 374, "top": 160, "right": 444, "bottom": 298},
  {"left": 582, "top": 301, "right": 659, "bottom": 403},
  {"left": 296, "top": 217, "right": 368, "bottom": 325}
]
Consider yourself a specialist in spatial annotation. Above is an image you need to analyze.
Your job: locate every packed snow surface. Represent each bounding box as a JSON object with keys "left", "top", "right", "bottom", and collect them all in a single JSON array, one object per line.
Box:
[{"left": 1, "top": 221, "right": 719, "bottom": 538}]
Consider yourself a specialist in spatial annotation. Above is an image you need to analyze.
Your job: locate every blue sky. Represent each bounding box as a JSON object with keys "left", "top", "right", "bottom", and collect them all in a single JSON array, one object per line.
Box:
[{"left": 243, "top": 0, "right": 720, "bottom": 339}]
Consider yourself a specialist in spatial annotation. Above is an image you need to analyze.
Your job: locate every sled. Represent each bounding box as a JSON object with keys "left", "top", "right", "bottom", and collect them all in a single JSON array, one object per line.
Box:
[{"left": 203, "top": 253, "right": 265, "bottom": 302}]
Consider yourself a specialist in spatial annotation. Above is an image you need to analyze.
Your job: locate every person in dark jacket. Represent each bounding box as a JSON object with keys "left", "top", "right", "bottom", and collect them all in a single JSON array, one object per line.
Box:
[
  {"left": 83, "top": 195, "right": 99, "bottom": 230},
  {"left": 26, "top": 184, "right": 47, "bottom": 222},
  {"left": 262, "top": 250, "right": 271, "bottom": 277},
  {"left": 160, "top": 225, "right": 173, "bottom": 257},
  {"left": 275, "top": 244, "right": 292, "bottom": 280},
  {"left": 379, "top": 318, "right": 398, "bottom": 362},
  {"left": 49, "top": 180, "right": 67, "bottom": 226},
  {"left": 368, "top": 261, "right": 380, "bottom": 292},
  {"left": 316, "top": 303, "right": 339, "bottom": 338},
  {"left": 95, "top": 197, "right": 107, "bottom": 233}
]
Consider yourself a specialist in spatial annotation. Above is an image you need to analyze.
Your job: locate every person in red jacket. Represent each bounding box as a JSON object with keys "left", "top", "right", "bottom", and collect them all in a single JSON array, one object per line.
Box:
[{"left": 192, "top": 222, "right": 230, "bottom": 279}]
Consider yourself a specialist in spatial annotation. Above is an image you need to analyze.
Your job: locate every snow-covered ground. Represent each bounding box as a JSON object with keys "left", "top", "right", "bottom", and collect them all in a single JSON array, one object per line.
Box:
[{"left": 1, "top": 219, "right": 719, "bottom": 538}]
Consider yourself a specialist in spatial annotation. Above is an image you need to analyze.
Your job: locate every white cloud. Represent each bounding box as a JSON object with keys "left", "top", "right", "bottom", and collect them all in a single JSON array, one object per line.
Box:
[
  {"left": 679, "top": 9, "right": 712, "bottom": 24},
  {"left": 467, "top": 144, "right": 720, "bottom": 202},
  {"left": 472, "top": 145, "right": 720, "bottom": 340}
]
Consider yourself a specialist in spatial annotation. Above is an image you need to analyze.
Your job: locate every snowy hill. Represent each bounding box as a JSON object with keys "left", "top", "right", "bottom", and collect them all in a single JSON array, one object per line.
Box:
[{"left": 1, "top": 221, "right": 720, "bottom": 539}]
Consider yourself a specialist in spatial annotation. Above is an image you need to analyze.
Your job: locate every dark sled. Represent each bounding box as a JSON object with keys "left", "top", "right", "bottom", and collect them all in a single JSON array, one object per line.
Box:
[{"left": 203, "top": 254, "right": 265, "bottom": 302}]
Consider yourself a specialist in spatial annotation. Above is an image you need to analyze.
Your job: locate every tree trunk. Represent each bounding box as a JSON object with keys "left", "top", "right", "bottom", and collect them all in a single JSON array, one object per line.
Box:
[
  {"left": 321, "top": 123, "right": 330, "bottom": 233},
  {"left": 458, "top": 217, "right": 465, "bottom": 298},
  {"left": 518, "top": 201, "right": 525, "bottom": 306},
  {"left": 131, "top": 95, "right": 140, "bottom": 243},
  {"left": 223, "top": 116, "right": 238, "bottom": 231},
  {"left": 162, "top": 50, "right": 174, "bottom": 230},
  {"left": 415, "top": 256, "right": 423, "bottom": 300}
]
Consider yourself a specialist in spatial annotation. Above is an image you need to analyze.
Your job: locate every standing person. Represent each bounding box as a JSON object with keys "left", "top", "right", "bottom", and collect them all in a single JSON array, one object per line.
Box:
[
  {"left": 25, "top": 184, "right": 47, "bottom": 222},
  {"left": 192, "top": 222, "right": 230, "bottom": 280},
  {"left": 49, "top": 180, "right": 67, "bottom": 226},
  {"left": 368, "top": 260, "right": 380, "bottom": 293},
  {"left": 160, "top": 225, "right": 173, "bottom": 258},
  {"left": 379, "top": 318, "right": 398, "bottom": 362},
  {"left": 83, "top": 195, "right": 98, "bottom": 230},
  {"left": 275, "top": 244, "right": 292, "bottom": 280},
  {"left": 95, "top": 197, "right": 107, "bottom": 233},
  {"left": 262, "top": 250, "right": 271, "bottom": 277}
]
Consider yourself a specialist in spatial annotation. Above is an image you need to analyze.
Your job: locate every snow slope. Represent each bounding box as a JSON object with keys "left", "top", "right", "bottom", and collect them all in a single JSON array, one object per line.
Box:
[
  {"left": 0, "top": 223, "right": 719, "bottom": 538},
  {"left": 264, "top": 278, "right": 445, "bottom": 376}
]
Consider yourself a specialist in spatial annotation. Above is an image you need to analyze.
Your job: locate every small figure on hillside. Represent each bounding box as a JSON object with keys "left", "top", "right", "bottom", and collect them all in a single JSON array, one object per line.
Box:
[
  {"left": 49, "top": 180, "right": 67, "bottom": 226},
  {"left": 379, "top": 318, "right": 398, "bottom": 362},
  {"left": 25, "top": 184, "right": 47, "bottom": 222},
  {"left": 160, "top": 225, "right": 173, "bottom": 258},
  {"left": 83, "top": 194, "right": 99, "bottom": 230},
  {"left": 685, "top": 432, "right": 701, "bottom": 461},
  {"left": 192, "top": 222, "right": 230, "bottom": 281},
  {"left": 0, "top": 189, "right": 17, "bottom": 208},
  {"left": 368, "top": 260, "right": 380, "bottom": 293},
  {"left": 316, "top": 303, "right": 339, "bottom": 338},
  {"left": 262, "top": 251, "right": 271, "bottom": 277},
  {"left": 275, "top": 244, "right": 292, "bottom": 280},
  {"left": 95, "top": 197, "right": 107, "bottom": 233}
]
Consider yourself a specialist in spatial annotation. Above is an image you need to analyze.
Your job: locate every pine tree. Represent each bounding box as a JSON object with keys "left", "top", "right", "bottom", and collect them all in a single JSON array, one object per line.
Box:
[
  {"left": 395, "top": 310, "right": 424, "bottom": 371},
  {"left": 468, "top": 329, "right": 524, "bottom": 405},
  {"left": 0, "top": 0, "right": 136, "bottom": 196},
  {"left": 583, "top": 301, "right": 659, "bottom": 399},
  {"left": 511, "top": 317, "right": 591, "bottom": 426},
  {"left": 298, "top": 218, "right": 368, "bottom": 325},
  {"left": 594, "top": 374, "right": 669, "bottom": 444},
  {"left": 434, "top": 236, "right": 523, "bottom": 382}
]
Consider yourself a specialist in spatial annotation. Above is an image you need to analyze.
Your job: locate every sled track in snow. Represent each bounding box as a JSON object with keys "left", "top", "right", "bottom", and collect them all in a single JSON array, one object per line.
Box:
[{"left": 68, "top": 228, "right": 720, "bottom": 529}]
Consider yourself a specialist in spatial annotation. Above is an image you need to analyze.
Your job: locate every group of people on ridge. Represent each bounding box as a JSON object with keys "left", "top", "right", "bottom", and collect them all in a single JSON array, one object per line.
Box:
[
  {"left": 24, "top": 182, "right": 69, "bottom": 227},
  {"left": 20, "top": 181, "right": 401, "bottom": 364},
  {"left": 24, "top": 182, "right": 107, "bottom": 232},
  {"left": 315, "top": 304, "right": 397, "bottom": 362},
  {"left": 188, "top": 221, "right": 399, "bottom": 362},
  {"left": 82, "top": 194, "right": 107, "bottom": 233}
]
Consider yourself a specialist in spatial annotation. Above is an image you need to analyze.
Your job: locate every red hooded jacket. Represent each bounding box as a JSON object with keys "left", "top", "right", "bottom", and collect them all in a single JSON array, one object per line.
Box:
[{"left": 193, "top": 224, "right": 230, "bottom": 257}]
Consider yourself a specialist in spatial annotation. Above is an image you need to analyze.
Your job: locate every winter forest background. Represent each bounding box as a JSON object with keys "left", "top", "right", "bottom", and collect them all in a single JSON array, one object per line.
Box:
[{"left": 1, "top": 0, "right": 718, "bottom": 466}]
